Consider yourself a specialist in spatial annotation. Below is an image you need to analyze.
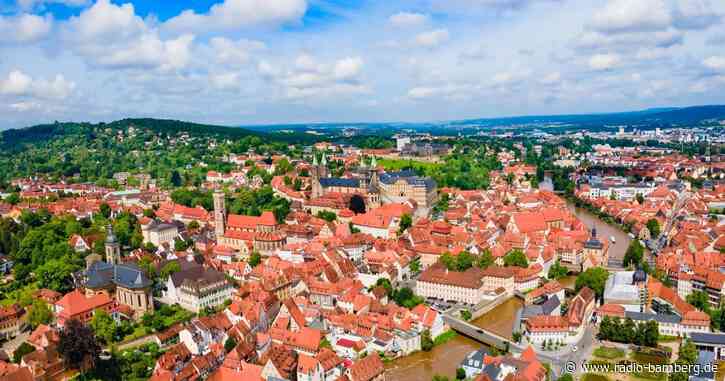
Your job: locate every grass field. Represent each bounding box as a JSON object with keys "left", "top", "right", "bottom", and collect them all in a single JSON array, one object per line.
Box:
[
  {"left": 377, "top": 158, "right": 441, "bottom": 173},
  {"left": 593, "top": 346, "right": 625, "bottom": 360}
]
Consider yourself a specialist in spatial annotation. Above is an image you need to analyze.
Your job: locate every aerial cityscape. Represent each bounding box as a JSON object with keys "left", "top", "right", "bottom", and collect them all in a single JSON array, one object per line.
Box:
[{"left": 0, "top": 1, "right": 725, "bottom": 381}]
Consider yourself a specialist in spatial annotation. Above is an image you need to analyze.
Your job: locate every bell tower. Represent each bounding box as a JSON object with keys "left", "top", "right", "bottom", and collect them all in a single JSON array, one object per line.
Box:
[
  {"left": 105, "top": 225, "right": 120, "bottom": 265},
  {"left": 214, "top": 190, "right": 226, "bottom": 240}
]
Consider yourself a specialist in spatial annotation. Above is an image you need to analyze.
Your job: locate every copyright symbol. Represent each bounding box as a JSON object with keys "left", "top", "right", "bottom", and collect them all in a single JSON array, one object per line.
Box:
[{"left": 565, "top": 361, "right": 576, "bottom": 373}]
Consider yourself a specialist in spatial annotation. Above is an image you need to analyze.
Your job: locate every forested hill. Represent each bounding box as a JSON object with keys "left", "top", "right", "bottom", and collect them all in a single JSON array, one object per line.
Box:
[
  {"left": 0, "top": 118, "right": 264, "bottom": 151},
  {"left": 0, "top": 118, "right": 305, "bottom": 186}
]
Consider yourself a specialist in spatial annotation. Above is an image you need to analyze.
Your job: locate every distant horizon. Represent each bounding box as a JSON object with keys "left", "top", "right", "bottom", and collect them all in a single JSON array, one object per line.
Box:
[{"left": 3, "top": 103, "right": 724, "bottom": 131}]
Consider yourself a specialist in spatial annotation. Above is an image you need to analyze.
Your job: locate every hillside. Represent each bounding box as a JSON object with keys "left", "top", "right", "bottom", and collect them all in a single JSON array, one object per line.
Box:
[
  {"left": 451, "top": 105, "right": 725, "bottom": 128},
  {"left": 0, "top": 118, "right": 291, "bottom": 186},
  {"left": 0, "top": 118, "right": 263, "bottom": 151}
]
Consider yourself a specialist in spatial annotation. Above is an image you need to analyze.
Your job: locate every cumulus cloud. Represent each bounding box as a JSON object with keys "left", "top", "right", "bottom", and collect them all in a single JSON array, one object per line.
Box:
[
  {"left": 592, "top": 0, "right": 672, "bottom": 33},
  {"left": 0, "top": 13, "right": 53, "bottom": 43},
  {"left": 62, "top": 0, "right": 195, "bottom": 71},
  {"left": 389, "top": 12, "right": 428, "bottom": 27},
  {"left": 0, "top": 70, "right": 76, "bottom": 100},
  {"left": 589, "top": 53, "right": 621, "bottom": 70},
  {"left": 703, "top": 56, "right": 725, "bottom": 71},
  {"left": 163, "top": 0, "right": 307, "bottom": 34},
  {"left": 671, "top": 0, "right": 721, "bottom": 30},
  {"left": 260, "top": 55, "right": 368, "bottom": 100},
  {"left": 210, "top": 37, "right": 266, "bottom": 65},
  {"left": 415, "top": 29, "right": 450, "bottom": 47}
]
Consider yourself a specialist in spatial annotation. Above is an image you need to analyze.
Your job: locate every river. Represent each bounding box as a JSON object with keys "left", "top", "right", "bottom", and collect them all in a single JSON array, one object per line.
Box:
[
  {"left": 385, "top": 298, "right": 524, "bottom": 381},
  {"left": 383, "top": 334, "right": 482, "bottom": 381},
  {"left": 385, "top": 198, "right": 632, "bottom": 381},
  {"left": 564, "top": 199, "right": 633, "bottom": 262}
]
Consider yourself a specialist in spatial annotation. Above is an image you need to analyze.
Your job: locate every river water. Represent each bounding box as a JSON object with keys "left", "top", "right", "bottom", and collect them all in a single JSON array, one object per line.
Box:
[
  {"left": 565, "top": 199, "right": 633, "bottom": 262},
  {"left": 384, "top": 199, "right": 632, "bottom": 381}
]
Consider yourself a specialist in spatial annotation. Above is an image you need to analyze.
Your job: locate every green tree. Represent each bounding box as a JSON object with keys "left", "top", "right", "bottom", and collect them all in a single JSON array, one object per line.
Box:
[
  {"left": 160, "top": 261, "right": 181, "bottom": 279},
  {"left": 476, "top": 249, "right": 494, "bottom": 269},
  {"left": 460, "top": 310, "right": 472, "bottom": 321},
  {"left": 5, "top": 193, "right": 21, "bottom": 205},
  {"left": 224, "top": 337, "right": 237, "bottom": 353},
  {"left": 687, "top": 291, "right": 710, "bottom": 313},
  {"left": 636, "top": 193, "right": 645, "bottom": 204},
  {"left": 99, "top": 203, "right": 111, "bottom": 218},
  {"left": 398, "top": 213, "right": 413, "bottom": 233},
  {"left": 623, "top": 240, "right": 644, "bottom": 267},
  {"left": 316, "top": 210, "right": 337, "bottom": 222},
  {"left": 421, "top": 329, "right": 434, "bottom": 351},
  {"left": 547, "top": 260, "right": 569, "bottom": 280},
  {"left": 249, "top": 251, "right": 262, "bottom": 267},
  {"left": 170, "top": 170, "right": 182, "bottom": 187},
  {"left": 679, "top": 339, "right": 698, "bottom": 365},
  {"left": 12, "top": 342, "right": 35, "bottom": 363},
  {"left": 27, "top": 299, "right": 54, "bottom": 329},
  {"left": 503, "top": 249, "right": 528, "bottom": 268},
  {"left": 409, "top": 258, "right": 421, "bottom": 273},
  {"left": 575, "top": 267, "right": 609, "bottom": 299},
  {"left": 512, "top": 330, "right": 522, "bottom": 343},
  {"left": 90, "top": 309, "right": 117, "bottom": 345},
  {"left": 36, "top": 258, "right": 78, "bottom": 293},
  {"left": 646, "top": 218, "right": 661, "bottom": 238}
]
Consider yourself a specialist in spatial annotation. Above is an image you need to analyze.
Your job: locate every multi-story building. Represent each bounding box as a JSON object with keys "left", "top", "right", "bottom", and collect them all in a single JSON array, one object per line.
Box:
[
  {"left": 141, "top": 220, "right": 180, "bottom": 247},
  {"left": 163, "top": 263, "right": 234, "bottom": 313},
  {"left": 416, "top": 264, "right": 514, "bottom": 305},
  {"left": 0, "top": 304, "right": 25, "bottom": 340}
]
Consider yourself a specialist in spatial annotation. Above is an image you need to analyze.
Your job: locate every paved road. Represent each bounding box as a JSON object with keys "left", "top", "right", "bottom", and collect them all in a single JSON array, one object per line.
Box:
[
  {"left": 1, "top": 331, "right": 29, "bottom": 359},
  {"left": 526, "top": 325, "right": 598, "bottom": 377}
]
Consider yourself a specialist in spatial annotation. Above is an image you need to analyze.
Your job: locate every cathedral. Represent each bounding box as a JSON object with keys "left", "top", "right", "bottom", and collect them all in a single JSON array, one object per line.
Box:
[{"left": 309, "top": 154, "right": 438, "bottom": 210}]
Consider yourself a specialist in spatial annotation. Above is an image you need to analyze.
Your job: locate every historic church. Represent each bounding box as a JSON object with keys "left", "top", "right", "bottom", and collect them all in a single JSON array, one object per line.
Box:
[
  {"left": 77, "top": 225, "right": 155, "bottom": 320},
  {"left": 309, "top": 153, "right": 438, "bottom": 210}
]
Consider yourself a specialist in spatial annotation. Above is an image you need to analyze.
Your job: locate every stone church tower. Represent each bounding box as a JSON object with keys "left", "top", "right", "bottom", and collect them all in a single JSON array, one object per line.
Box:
[
  {"left": 213, "top": 190, "right": 226, "bottom": 240},
  {"left": 105, "top": 225, "right": 120, "bottom": 265}
]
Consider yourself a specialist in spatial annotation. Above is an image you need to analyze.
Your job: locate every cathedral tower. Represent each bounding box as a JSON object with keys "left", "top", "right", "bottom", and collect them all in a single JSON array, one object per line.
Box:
[{"left": 213, "top": 190, "right": 226, "bottom": 240}]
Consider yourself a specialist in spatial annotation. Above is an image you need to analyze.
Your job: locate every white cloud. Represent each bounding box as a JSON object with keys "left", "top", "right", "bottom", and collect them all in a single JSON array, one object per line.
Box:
[
  {"left": 389, "top": 12, "right": 428, "bottom": 27},
  {"left": 592, "top": 0, "right": 671, "bottom": 33},
  {"left": 0, "top": 70, "right": 75, "bottom": 100},
  {"left": 0, "top": 70, "right": 33, "bottom": 95},
  {"left": 262, "top": 55, "right": 368, "bottom": 100},
  {"left": 31, "top": 74, "right": 77, "bottom": 99},
  {"left": 703, "top": 56, "right": 725, "bottom": 71},
  {"left": 0, "top": 13, "right": 53, "bottom": 43},
  {"left": 407, "top": 86, "right": 439, "bottom": 99},
  {"left": 62, "top": 0, "right": 195, "bottom": 71},
  {"left": 415, "top": 29, "right": 450, "bottom": 47},
  {"left": 210, "top": 72, "right": 241, "bottom": 90},
  {"left": 576, "top": 28, "right": 683, "bottom": 50},
  {"left": 589, "top": 53, "right": 621, "bottom": 70},
  {"left": 540, "top": 72, "right": 561, "bottom": 85},
  {"left": 333, "top": 57, "right": 364, "bottom": 80},
  {"left": 672, "top": 0, "right": 721, "bottom": 30},
  {"left": 210, "top": 37, "right": 265, "bottom": 65},
  {"left": 164, "top": 0, "right": 307, "bottom": 33}
]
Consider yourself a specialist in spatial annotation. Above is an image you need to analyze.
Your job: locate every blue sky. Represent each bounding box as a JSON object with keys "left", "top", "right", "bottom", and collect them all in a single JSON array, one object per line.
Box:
[{"left": 0, "top": 0, "right": 724, "bottom": 128}]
